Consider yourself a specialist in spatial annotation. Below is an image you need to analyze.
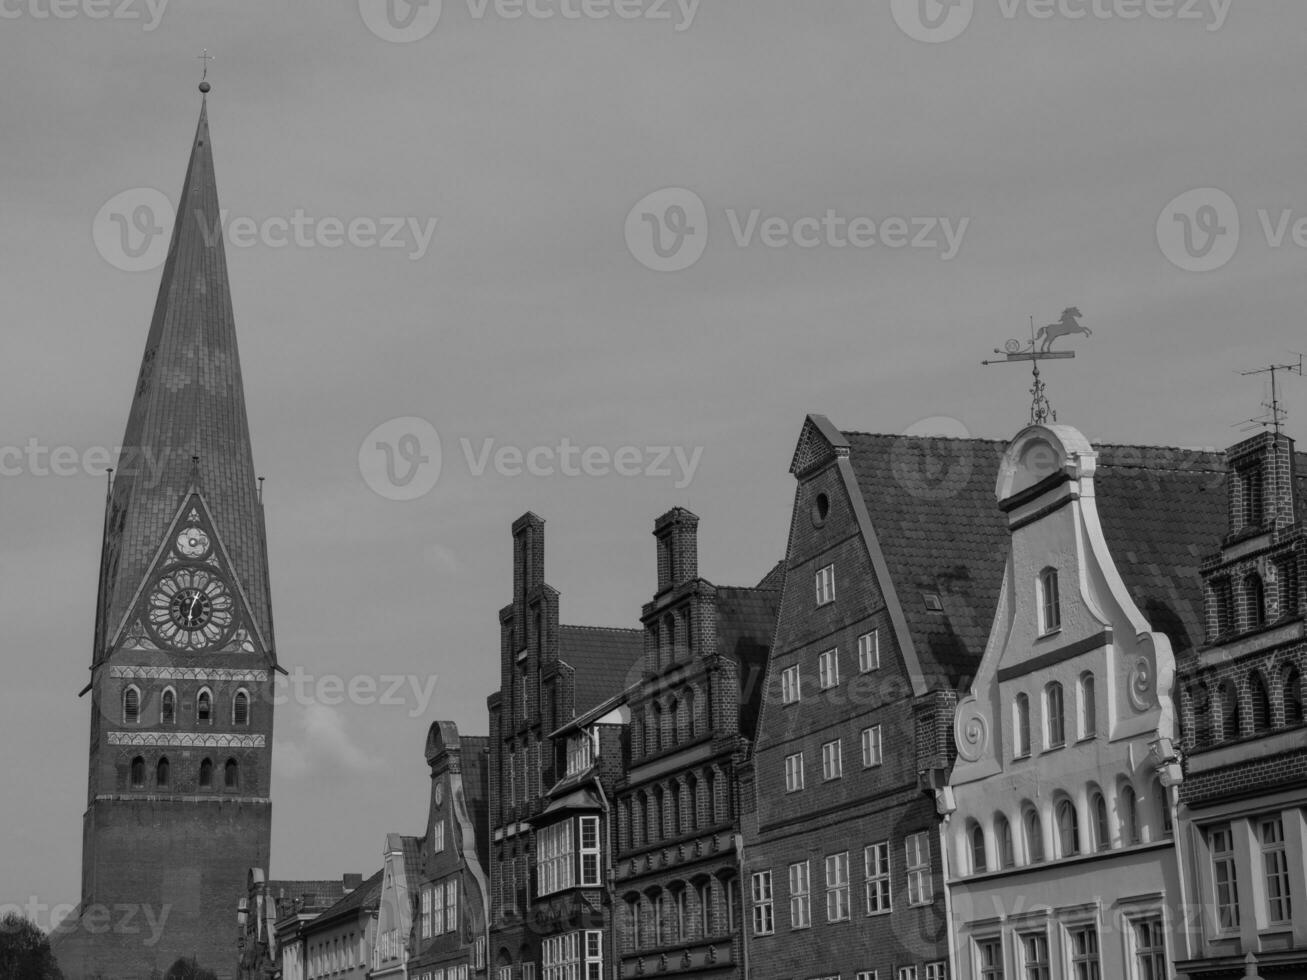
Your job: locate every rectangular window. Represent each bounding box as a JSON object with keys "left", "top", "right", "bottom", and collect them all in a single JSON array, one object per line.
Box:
[
  {"left": 789, "top": 861, "right": 811, "bottom": 928},
  {"left": 433, "top": 818, "right": 446, "bottom": 853},
  {"left": 445, "top": 877, "right": 458, "bottom": 933},
  {"left": 819, "top": 649, "right": 840, "bottom": 689},
  {"left": 1021, "top": 933, "right": 1050, "bottom": 980},
  {"left": 825, "top": 852, "right": 850, "bottom": 922},
  {"left": 1039, "top": 568, "right": 1061, "bottom": 634},
  {"left": 781, "top": 664, "right": 802, "bottom": 705},
  {"left": 861, "top": 725, "right": 883, "bottom": 768},
  {"left": 822, "top": 740, "right": 843, "bottom": 781},
  {"left": 522, "top": 965, "right": 537, "bottom": 980},
  {"left": 537, "top": 820, "right": 576, "bottom": 896},
  {"left": 584, "top": 931, "right": 602, "bottom": 980},
  {"left": 905, "top": 833, "right": 932, "bottom": 907},
  {"left": 1261, "top": 816, "right": 1292, "bottom": 925},
  {"left": 816, "top": 564, "right": 836, "bottom": 606},
  {"left": 543, "top": 932, "right": 596, "bottom": 980},
  {"left": 925, "top": 965, "right": 947, "bottom": 980},
  {"left": 1069, "top": 926, "right": 1100, "bottom": 980},
  {"left": 856, "top": 973, "right": 879, "bottom": 980},
  {"left": 421, "top": 885, "right": 433, "bottom": 939},
  {"left": 785, "top": 752, "right": 805, "bottom": 793},
  {"left": 1208, "top": 825, "right": 1240, "bottom": 931},
  {"left": 432, "top": 881, "right": 445, "bottom": 936},
  {"left": 977, "top": 938, "right": 1004, "bottom": 980},
  {"left": 751, "top": 871, "right": 774, "bottom": 935},
  {"left": 1131, "top": 918, "right": 1167, "bottom": 980},
  {"left": 858, "top": 629, "right": 880, "bottom": 672},
  {"left": 566, "top": 731, "right": 597, "bottom": 776},
  {"left": 579, "top": 815, "right": 600, "bottom": 886},
  {"left": 864, "top": 842, "right": 891, "bottom": 914},
  {"left": 897, "top": 969, "right": 917, "bottom": 980}
]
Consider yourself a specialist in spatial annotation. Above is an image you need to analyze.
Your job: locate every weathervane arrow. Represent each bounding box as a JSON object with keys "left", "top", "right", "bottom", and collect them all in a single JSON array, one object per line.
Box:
[{"left": 983, "top": 307, "right": 1092, "bottom": 425}]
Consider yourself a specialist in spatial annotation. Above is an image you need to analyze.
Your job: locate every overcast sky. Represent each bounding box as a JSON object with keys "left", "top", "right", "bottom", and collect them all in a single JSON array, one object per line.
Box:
[{"left": 4, "top": 0, "right": 1307, "bottom": 925}]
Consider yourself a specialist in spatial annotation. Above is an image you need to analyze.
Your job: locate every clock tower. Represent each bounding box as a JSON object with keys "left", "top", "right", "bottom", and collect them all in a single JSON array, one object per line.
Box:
[{"left": 54, "top": 88, "right": 278, "bottom": 980}]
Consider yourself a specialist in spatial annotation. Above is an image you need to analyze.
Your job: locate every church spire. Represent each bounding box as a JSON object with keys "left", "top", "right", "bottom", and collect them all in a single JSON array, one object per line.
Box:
[{"left": 95, "top": 89, "right": 273, "bottom": 660}]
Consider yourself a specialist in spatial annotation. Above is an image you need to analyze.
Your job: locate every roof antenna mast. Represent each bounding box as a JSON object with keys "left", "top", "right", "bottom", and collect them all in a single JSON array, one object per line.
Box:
[{"left": 1238, "top": 355, "right": 1304, "bottom": 438}]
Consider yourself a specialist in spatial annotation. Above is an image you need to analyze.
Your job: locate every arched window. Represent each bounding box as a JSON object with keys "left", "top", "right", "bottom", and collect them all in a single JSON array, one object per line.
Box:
[
  {"left": 1079, "top": 673, "right": 1096, "bottom": 738},
  {"left": 626, "top": 895, "right": 642, "bottom": 950},
  {"left": 1120, "top": 784, "right": 1140, "bottom": 846},
  {"left": 695, "top": 878, "right": 712, "bottom": 937},
  {"left": 669, "top": 697, "right": 681, "bottom": 746},
  {"left": 156, "top": 756, "right": 170, "bottom": 787},
  {"left": 685, "top": 773, "right": 699, "bottom": 833},
  {"left": 1091, "top": 791, "right": 1110, "bottom": 851},
  {"left": 684, "top": 688, "right": 697, "bottom": 740},
  {"left": 705, "top": 768, "right": 717, "bottom": 825},
  {"left": 197, "top": 688, "right": 213, "bottom": 724},
  {"left": 1246, "top": 574, "right": 1267, "bottom": 629},
  {"left": 1046, "top": 682, "right": 1065, "bottom": 748},
  {"left": 968, "top": 821, "right": 987, "bottom": 874},
  {"left": 123, "top": 686, "right": 141, "bottom": 725},
  {"left": 233, "top": 689, "right": 250, "bottom": 726},
  {"left": 1190, "top": 684, "right": 1214, "bottom": 748},
  {"left": 1024, "top": 807, "right": 1044, "bottom": 864},
  {"left": 1055, "top": 798, "right": 1079, "bottom": 857},
  {"left": 130, "top": 756, "right": 145, "bottom": 787},
  {"left": 995, "top": 814, "right": 1015, "bottom": 869},
  {"left": 670, "top": 782, "right": 683, "bottom": 838},
  {"left": 632, "top": 791, "right": 646, "bottom": 846},
  {"left": 1250, "top": 673, "right": 1271, "bottom": 733},
  {"left": 199, "top": 758, "right": 213, "bottom": 789},
  {"left": 651, "top": 787, "right": 664, "bottom": 842},
  {"left": 1219, "top": 680, "right": 1240, "bottom": 741},
  {"left": 670, "top": 885, "right": 687, "bottom": 942},
  {"left": 1014, "top": 694, "right": 1031, "bottom": 758},
  {"left": 652, "top": 890, "right": 666, "bottom": 946},
  {"left": 650, "top": 703, "right": 662, "bottom": 753},
  {"left": 632, "top": 713, "right": 645, "bottom": 757},
  {"left": 161, "top": 687, "right": 176, "bottom": 725},
  {"left": 1278, "top": 558, "right": 1299, "bottom": 619},
  {"left": 663, "top": 614, "right": 676, "bottom": 668},
  {"left": 224, "top": 758, "right": 239, "bottom": 790},
  {"left": 1039, "top": 567, "right": 1061, "bottom": 634},
  {"left": 1212, "top": 578, "right": 1235, "bottom": 638},
  {"left": 1284, "top": 667, "right": 1304, "bottom": 726}
]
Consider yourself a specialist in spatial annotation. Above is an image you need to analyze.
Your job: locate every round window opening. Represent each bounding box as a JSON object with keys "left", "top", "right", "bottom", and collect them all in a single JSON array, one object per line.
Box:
[{"left": 812, "top": 493, "right": 830, "bottom": 526}]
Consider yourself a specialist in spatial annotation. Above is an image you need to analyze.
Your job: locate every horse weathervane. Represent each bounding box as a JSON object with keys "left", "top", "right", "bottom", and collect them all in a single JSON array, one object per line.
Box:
[{"left": 983, "top": 307, "right": 1092, "bottom": 425}]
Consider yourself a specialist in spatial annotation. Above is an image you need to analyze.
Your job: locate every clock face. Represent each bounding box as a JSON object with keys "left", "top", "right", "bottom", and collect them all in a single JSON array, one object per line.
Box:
[
  {"left": 177, "top": 526, "right": 211, "bottom": 558},
  {"left": 148, "top": 568, "right": 234, "bottom": 650}
]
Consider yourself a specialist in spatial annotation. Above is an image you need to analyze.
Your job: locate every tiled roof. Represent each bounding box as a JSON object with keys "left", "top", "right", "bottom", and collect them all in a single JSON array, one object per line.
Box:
[
  {"left": 841, "top": 431, "right": 1302, "bottom": 691},
  {"left": 755, "top": 560, "right": 787, "bottom": 592},
  {"left": 558, "top": 625, "right": 644, "bottom": 717},
  {"left": 400, "top": 835, "right": 423, "bottom": 891},
  {"left": 268, "top": 879, "right": 348, "bottom": 912},
  {"left": 309, "top": 868, "right": 384, "bottom": 930},
  {"left": 97, "top": 98, "right": 272, "bottom": 658},
  {"left": 715, "top": 585, "right": 781, "bottom": 741}
]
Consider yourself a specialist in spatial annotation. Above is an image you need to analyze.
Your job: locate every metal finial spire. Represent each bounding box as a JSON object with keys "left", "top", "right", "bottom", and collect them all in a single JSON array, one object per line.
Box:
[
  {"left": 1238, "top": 356, "right": 1304, "bottom": 438},
  {"left": 198, "top": 49, "right": 214, "bottom": 93},
  {"left": 983, "top": 307, "right": 1092, "bottom": 425}
]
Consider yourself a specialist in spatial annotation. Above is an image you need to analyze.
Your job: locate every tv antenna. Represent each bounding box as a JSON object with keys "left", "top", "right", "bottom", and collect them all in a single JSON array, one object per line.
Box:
[{"left": 1237, "top": 355, "right": 1304, "bottom": 437}]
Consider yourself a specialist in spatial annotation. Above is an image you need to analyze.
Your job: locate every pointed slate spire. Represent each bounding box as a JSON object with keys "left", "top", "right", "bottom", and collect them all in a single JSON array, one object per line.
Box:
[{"left": 95, "top": 93, "right": 273, "bottom": 659}]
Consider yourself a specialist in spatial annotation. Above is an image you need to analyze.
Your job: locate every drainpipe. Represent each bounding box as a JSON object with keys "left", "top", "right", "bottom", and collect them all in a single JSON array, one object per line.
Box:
[
  {"left": 935, "top": 802, "right": 958, "bottom": 980},
  {"left": 733, "top": 833, "right": 749, "bottom": 980}
]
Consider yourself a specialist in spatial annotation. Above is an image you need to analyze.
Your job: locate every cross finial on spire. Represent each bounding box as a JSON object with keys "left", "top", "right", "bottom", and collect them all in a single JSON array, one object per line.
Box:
[{"left": 198, "top": 49, "right": 214, "bottom": 93}]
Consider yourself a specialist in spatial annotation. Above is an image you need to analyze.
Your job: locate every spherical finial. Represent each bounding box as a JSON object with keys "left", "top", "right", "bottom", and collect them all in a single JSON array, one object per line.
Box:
[{"left": 199, "top": 80, "right": 211, "bottom": 94}]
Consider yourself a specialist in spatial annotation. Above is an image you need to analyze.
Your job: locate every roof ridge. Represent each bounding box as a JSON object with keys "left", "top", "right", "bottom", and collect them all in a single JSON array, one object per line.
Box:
[{"left": 560, "top": 623, "right": 642, "bottom": 635}]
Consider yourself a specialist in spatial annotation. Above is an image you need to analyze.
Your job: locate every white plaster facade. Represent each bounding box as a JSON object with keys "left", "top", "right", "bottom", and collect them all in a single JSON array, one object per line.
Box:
[{"left": 947, "top": 425, "right": 1187, "bottom": 980}]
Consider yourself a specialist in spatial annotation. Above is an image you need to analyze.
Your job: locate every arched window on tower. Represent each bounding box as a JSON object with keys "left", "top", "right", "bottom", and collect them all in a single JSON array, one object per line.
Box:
[
  {"left": 123, "top": 686, "right": 141, "bottom": 725},
  {"left": 233, "top": 689, "right": 250, "bottom": 726},
  {"left": 1246, "top": 574, "right": 1267, "bottom": 630},
  {"left": 1055, "top": 798, "right": 1080, "bottom": 857},
  {"left": 1079, "top": 673, "right": 1096, "bottom": 738},
  {"left": 197, "top": 688, "right": 213, "bottom": 724},
  {"left": 156, "top": 756, "right": 170, "bottom": 788},
  {"left": 130, "top": 756, "right": 145, "bottom": 788},
  {"left": 224, "top": 758, "right": 239, "bottom": 790},
  {"left": 1284, "top": 667, "right": 1304, "bottom": 727},
  {"left": 161, "top": 687, "right": 176, "bottom": 725},
  {"left": 1250, "top": 673, "right": 1272, "bottom": 733},
  {"left": 1219, "top": 680, "right": 1241, "bottom": 741},
  {"left": 199, "top": 758, "right": 214, "bottom": 789},
  {"left": 968, "top": 820, "right": 987, "bottom": 874}
]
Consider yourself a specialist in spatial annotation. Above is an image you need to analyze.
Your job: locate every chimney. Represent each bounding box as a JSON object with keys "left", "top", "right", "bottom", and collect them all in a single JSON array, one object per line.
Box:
[
  {"left": 343, "top": 873, "right": 362, "bottom": 892},
  {"left": 654, "top": 508, "right": 699, "bottom": 593},
  {"left": 1225, "top": 431, "right": 1296, "bottom": 540}
]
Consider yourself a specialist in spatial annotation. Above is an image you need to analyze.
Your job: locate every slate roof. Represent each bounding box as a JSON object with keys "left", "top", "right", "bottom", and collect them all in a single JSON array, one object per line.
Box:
[
  {"left": 309, "top": 868, "right": 384, "bottom": 930},
  {"left": 842, "top": 430, "right": 1307, "bottom": 691},
  {"left": 558, "top": 625, "right": 645, "bottom": 715},
  {"left": 96, "top": 98, "right": 272, "bottom": 658}
]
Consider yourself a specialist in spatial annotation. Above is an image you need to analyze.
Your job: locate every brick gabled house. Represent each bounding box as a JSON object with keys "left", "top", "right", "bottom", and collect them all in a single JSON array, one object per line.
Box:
[
  {"left": 488, "top": 514, "right": 644, "bottom": 980},
  {"left": 611, "top": 508, "right": 779, "bottom": 980},
  {"left": 404, "top": 721, "right": 492, "bottom": 980},
  {"left": 1175, "top": 431, "right": 1307, "bottom": 979},
  {"left": 743, "top": 415, "right": 1008, "bottom": 980}
]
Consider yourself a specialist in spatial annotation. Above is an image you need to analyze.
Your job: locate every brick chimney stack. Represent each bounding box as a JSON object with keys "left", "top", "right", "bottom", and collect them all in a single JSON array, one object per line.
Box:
[
  {"left": 654, "top": 507, "right": 699, "bottom": 593},
  {"left": 1225, "top": 432, "right": 1297, "bottom": 540}
]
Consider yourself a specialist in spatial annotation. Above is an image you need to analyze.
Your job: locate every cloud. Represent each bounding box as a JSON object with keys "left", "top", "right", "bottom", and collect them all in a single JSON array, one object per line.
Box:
[{"left": 274, "top": 703, "right": 379, "bottom": 780}]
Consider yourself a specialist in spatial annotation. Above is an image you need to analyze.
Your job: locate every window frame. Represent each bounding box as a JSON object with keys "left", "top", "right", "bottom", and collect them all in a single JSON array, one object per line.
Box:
[
  {"left": 818, "top": 649, "right": 840, "bottom": 690},
  {"left": 784, "top": 752, "right": 805, "bottom": 793},
  {"left": 789, "top": 860, "right": 811, "bottom": 929},
  {"left": 781, "top": 664, "right": 802, "bottom": 705},
  {"left": 858, "top": 629, "right": 880, "bottom": 672},
  {"left": 821, "top": 739, "right": 843, "bottom": 781},
  {"left": 1207, "top": 824, "right": 1240, "bottom": 933},
  {"left": 861, "top": 725, "right": 883, "bottom": 768},
  {"left": 825, "top": 851, "right": 850, "bottom": 923},
  {"left": 750, "top": 871, "right": 774, "bottom": 936},
  {"left": 904, "top": 832, "right": 933, "bottom": 907},
  {"left": 1038, "top": 567, "right": 1061, "bottom": 635},
  {"left": 815, "top": 564, "right": 836, "bottom": 606},
  {"left": 864, "top": 842, "right": 891, "bottom": 915}
]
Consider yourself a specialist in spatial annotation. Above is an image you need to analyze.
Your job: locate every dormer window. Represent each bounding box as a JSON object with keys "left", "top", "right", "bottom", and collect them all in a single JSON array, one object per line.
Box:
[
  {"left": 566, "top": 730, "right": 597, "bottom": 776},
  {"left": 1038, "top": 568, "right": 1061, "bottom": 635}
]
